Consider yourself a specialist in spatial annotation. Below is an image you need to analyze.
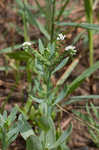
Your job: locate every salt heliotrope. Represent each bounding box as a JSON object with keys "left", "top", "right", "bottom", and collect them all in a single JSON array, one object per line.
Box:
[
  {"left": 57, "top": 33, "right": 66, "bottom": 41},
  {"left": 22, "top": 42, "right": 32, "bottom": 49},
  {"left": 65, "top": 45, "right": 77, "bottom": 55}
]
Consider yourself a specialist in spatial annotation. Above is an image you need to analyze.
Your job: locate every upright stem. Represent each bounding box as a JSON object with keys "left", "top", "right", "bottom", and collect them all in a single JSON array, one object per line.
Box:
[
  {"left": 84, "top": 0, "right": 94, "bottom": 94},
  {"left": 56, "top": 0, "right": 69, "bottom": 21},
  {"left": 88, "top": 0, "right": 93, "bottom": 67},
  {"left": 23, "top": 0, "right": 30, "bottom": 41},
  {"left": 51, "top": 0, "right": 56, "bottom": 43}
]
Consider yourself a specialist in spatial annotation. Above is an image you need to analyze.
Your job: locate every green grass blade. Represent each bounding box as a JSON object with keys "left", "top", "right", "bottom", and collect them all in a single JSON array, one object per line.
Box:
[
  {"left": 56, "top": 58, "right": 79, "bottom": 86},
  {"left": 65, "top": 95, "right": 99, "bottom": 105},
  {"left": 84, "top": 0, "right": 93, "bottom": 66},
  {"left": 57, "top": 0, "right": 70, "bottom": 21},
  {"left": 36, "top": 20, "right": 50, "bottom": 40},
  {"left": 52, "top": 57, "right": 69, "bottom": 74},
  {"left": 0, "top": 44, "right": 22, "bottom": 54},
  {"left": 66, "top": 61, "right": 99, "bottom": 96},
  {"left": 48, "top": 123, "right": 72, "bottom": 149},
  {"left": 57, "top": 22, "right": 99, "bottom": 31},
  {"left": 34, "top": 0, "right": 45, "bottom": 15}
]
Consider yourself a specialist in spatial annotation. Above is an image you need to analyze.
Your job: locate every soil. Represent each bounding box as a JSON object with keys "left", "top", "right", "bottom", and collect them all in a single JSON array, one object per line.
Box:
[{"left": 0, "top": 0, "right": 99, "bottom": 150}]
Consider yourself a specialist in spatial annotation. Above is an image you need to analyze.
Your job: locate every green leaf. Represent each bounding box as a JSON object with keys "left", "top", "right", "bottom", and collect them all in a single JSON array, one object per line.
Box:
[
  {"left": 8, "top": 107, "right": 18, "bottom": 125},
  {"left": 38, "top": 39, "right": 44, "bottom": 54},
  {"left": 53, "top": 86, "right": 67, "bottom": 105},
  {"left": 52, "top": 57, "right": 69, "bottom": 74},
  {"left": 60, "top": 142, "right": 70, "bottom": 150},
  {"left": 34, "top": 0, "right": 45, "bottom": 15},
  {"left": 29, "top": 95, "right": 44, "bottom": 103},
  {"left": 65, "top": 95, "right": 99, "bottom": 105},
  {"left": 84, "top": 0, "right": 92, "bottom": 22},
  {"left": 18, "top": 115, "right": 34, "bottom": 140},
  {"left": 37, "top": 116, "right": 50, "bottom": 131},
  {"left": 56, "top": 58, "right": 79, "bottom": 86},
  {"left": 0, "top": 44, "right": 22, "bottom": 54},
  {"left": 0, "top": 66, "right": 25, "bottom": 71},
  {"left": 48, "top": 123, "right": 72, "bottom": 149},
  {"left": 45, "top": 117, "right": 56, "bottom": 148},
  {"left": 86, "top": 103, "right": 94, "bottom": 124},
  {"left": 7, "top": 51, "right": 32, "bottom": 61},
  {"left": 57, "top": 22, "right": 99, "bottom": 31},
  {"left": 25, "top": 5, "right": 50, "bottom": 40},
  {"left": 57, "top": 0, "right": 70, "bottom": 21},
  {"left": 7, "top": 125, "right": 19, "bottom": 145},
  {"left": 36, "top": 20, "right": 50, "bottom": 40},
  {"left": 66, "top": 61, "right": 99, "bottom": 96},
  {"left": 26, "top": 135, "right": 43, "bottom": 150},
  {"left": 90, "top": 103, "right": 99, "bottom": 119}
]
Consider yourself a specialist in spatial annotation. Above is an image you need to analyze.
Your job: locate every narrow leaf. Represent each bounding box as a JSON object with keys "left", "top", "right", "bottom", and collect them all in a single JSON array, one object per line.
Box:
[
  {"left": 57, "top": 22, "right": 99, "bottom": 31},
  {"left": 56, "top": 58, "right": 79, "bottom": 86},
  {"left": 66, "top": 61, "right": 99, "bottom": 96},
  {"left": 26, "top": 135, "right": 43, "bottom": 150},
  {"left": 0, "top": 44, "right": 22, "bottom": 54},
  {"left": 29, "top": 95, "right": 44, "bottom": 103},
  {"left": 48, "top": 124, "right": 72, "bottom": 149},
  {"left": 52, "top": 57, "right": 69, "bottom": 74},
  {"left": 65, "top": 95, "right": 99, "bottom": 105}
]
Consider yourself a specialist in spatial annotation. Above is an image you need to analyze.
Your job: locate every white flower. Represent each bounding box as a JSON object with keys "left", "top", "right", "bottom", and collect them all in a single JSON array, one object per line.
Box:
[
  {"left": 65, "top": 45, "right": 77, "bottom": 55},
  {"left": 22, "top": 42, "right": 32, "bottom": 48},
  {"left": 57, "top": 33, "right": 66, "bottom": 41},
  {"left": 65, "top": 45, "right": 76, "bottom": 51}
]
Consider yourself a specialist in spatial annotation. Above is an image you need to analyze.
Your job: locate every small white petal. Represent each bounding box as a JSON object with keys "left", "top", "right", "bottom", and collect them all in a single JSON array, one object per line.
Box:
[
  {"left": 65, "top": 45, "right": 76, "bottom": 51},
  {"left": 22, "top": 42, "right": 32, "bottom": 47},
  {"left": 57, "top": 33, "right": 66, "bottom": 41}
]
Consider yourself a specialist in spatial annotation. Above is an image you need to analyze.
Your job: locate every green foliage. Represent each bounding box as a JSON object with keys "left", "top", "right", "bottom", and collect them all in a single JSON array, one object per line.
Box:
[
  {"left": 73, "top": 103, "right": 99, "bottom": 148},
  {"left": 0, "top": 108, "right": 19, "bottom": 150},
  {"left": 1, "top": 0, "right": 99, "bottom": 149}
]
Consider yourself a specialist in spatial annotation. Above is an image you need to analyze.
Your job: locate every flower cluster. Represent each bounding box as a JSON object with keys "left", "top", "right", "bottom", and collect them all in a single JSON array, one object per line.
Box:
[
  {"left": 65, "top": 45, "right": 77, "bottom": 55},
  {"left": 57, "top": 33, "right": 66, "bottom": 41},
  {"left": 22, "top": 42, "right": 32, "bottom": 49}
]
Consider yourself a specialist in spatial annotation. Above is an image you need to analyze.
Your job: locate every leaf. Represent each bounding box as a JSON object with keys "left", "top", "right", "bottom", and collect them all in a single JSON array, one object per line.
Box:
[
  {"left": 7, "top": 51, "right": 32, "bottom": 61},
  {"left": 0, "top": 66, "right": 25, "bottom": 71},
  {"left": 0, "top": 44, "right": 22, "bottom": 54},
  {"left": 57, "top": 0, "right": 70, "bottom": 21},
  {"left": 36, "top": 20, "right": 50, "bottom": 40},
  {"left": 34, "top": 0, "right": 45, "bottom": 15},
  {"left": 18, "top": 115, "right": 34, "bottom": 140},
  {"left": 84, "top": 0, "right": 92, "bottom": 22},
  {"left": 60, "top": 142, "right": 70, "bottom": 150},
  {"left": 52, "top": 57, "right": 69, "bottom": 74},
  {"left": 38, "top": 39, "right": 44, "bottom": 54},
  {"left": 57, "top": 22, "right": 99, "bottom": 31},
  {"left": 26, "top": 135, "right": 43, "bottom": 150},
  {"left": 25, "top": 6, "right": 50, "bottom": 40},
  {"left": 37, "top": 116, "right": 50, "bottom": 131},
  {"left": 29, "top": 95, "right": 44, "bottom": 103},
  {"left": 65, "top": 95, "right": 99, "bottom": 105},
  {"left": 48, "top": 123, "right": 72, "bottom": 149},
  {"left": 90, "top": 103, "right": 99, "bottom": 119},
  {"left": 53, "top": 86, "right": 67, "bottom": 105},
  {"left": 7, "top": 125, "right": 19, "bottom": 145},
  {"left": 45, "top": 117, "right": 56, "bottom": 148},
  {"left": 56, "top": 58, "right": 79, "bottom": 86},
  {"left": 8, "top": 107, "right": 18, "bottom": 125},
  {"left": 66, "top": 61, "right": 99, "bottom": 96}
]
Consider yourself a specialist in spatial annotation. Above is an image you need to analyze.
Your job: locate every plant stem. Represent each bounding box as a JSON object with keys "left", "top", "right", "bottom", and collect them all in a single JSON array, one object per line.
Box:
[
  {"left": 84, "top": 0, "right": 94, "bottom": 94},
  {"left": 23, "top": 0, "right": 30, "bottom": 41},
  {"left": 84, "top": 0, "right": 94, "bottom": 67},
  {"left": 51, "top": 0, "right": 56, "bottom": 43},
  {"left": 56, "top": 0, "right": 69, "bottom": 21},
  {"left": 88, "top": 0, "right": 93, "bottom": 67}
]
